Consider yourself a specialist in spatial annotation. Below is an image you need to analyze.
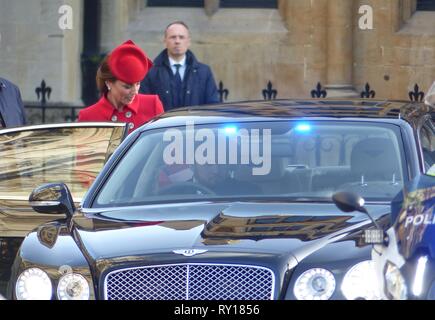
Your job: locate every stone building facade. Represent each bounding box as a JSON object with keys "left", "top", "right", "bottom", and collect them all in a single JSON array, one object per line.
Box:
[{"left": 0, "top": 0, "right": 434, "bottom": 109}]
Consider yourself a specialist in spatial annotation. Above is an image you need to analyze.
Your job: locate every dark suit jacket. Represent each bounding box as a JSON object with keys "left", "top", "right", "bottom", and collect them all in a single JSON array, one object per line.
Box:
[
  {"left": 0, "top": 78, "right": 26, "bottom": 127},
  {"left": 140, "top": 50, "right": 219, "bottom": 111}
]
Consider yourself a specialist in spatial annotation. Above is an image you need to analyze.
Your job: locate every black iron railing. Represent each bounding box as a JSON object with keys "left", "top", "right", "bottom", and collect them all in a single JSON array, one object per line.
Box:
[
  {"left": 25, "top": 79, "right": 431, "bottom": 124},
  {"left": 25, "top": 80, "right": 84, "bottom": 125},
  {"left": 24, "top": 103, "right": 83, "bottom": 125}
]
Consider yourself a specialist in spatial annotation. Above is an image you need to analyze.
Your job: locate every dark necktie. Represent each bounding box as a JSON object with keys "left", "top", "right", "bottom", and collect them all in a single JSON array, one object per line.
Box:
[
  {"left": 174, "top": 64, "right": 182, "bottom": 85},
  {"left": 173, "top": 64, "right": 183, "bottom": 108}
]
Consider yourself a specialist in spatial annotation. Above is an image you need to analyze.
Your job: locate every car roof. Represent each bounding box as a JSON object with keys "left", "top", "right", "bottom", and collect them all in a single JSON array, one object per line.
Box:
[{"left": 142, "top": 99, "right": 433, "bottom": 130}]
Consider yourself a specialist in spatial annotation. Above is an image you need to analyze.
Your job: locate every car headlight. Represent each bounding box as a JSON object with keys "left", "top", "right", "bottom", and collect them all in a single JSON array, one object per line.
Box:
[
  {"left": 294, "top": 268, "right": 336, "bottom": 300},
  {"left": 15, "top": 268, "right": 52, "bottom": 300},
  {"left": 384, "top": 262, "right": 407, "bottom": 300},
  {"left": 341, "top": 260, "right": 381, "bottom": 300},
  {"left": 57, "top": 273, "right": 90, "bottom": 300}
]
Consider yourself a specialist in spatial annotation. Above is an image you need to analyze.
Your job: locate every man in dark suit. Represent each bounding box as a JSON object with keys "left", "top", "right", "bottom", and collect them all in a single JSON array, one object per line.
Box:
[
  {"left": 140, "top": 21, "right": 219, "bottom": 111},
  {"left": 0, "top": 77, "right": 26, "bottom": 128}
]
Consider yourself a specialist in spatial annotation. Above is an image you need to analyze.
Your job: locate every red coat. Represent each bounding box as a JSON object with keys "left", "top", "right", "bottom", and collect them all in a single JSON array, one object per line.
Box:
[{"left": 78, "top": 94, "right": 164, "bottom": 133}]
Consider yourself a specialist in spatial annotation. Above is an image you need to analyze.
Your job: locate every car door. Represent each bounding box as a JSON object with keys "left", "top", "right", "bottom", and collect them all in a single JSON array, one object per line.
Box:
[{"left": 0, "top": 122, "right": 128, "bottom": 238}]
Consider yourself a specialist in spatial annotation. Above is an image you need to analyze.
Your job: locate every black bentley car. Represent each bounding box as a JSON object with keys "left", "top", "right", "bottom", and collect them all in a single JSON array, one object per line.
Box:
[{"left": 4, "top": 99, "right": 434, "bottom": 300}]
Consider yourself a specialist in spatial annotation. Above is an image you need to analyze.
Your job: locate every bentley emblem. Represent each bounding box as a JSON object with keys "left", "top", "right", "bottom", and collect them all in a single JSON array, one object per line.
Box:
[{"left": 173, "top": 249, "right": 208, "bottom": 257}]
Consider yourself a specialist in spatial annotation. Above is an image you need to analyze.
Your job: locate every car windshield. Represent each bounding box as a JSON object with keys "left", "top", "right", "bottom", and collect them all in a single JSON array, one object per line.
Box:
[{"left": 94, "top": 120, "right": 406, "bottom": 207}]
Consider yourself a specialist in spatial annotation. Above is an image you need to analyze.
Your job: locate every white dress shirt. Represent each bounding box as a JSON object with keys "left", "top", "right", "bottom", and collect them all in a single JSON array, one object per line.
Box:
[{"left": 169, "top": 56, "right": 187, "bottom": 81}]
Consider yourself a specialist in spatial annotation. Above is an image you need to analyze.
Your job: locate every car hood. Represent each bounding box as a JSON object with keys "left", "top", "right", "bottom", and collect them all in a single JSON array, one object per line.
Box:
[{"left": 72, "top": 201, "right": 389, "bottom": 263}]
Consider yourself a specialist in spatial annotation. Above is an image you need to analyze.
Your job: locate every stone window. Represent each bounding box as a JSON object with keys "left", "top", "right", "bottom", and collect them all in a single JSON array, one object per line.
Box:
[
  {"left": 147, "top": 0, "right": 277, "bottom": 8},
  {"left": 220, "top": 0, "right": 277, "bottom": 8},
  {"left": 417, "top": 0, "right": 435, "bottom": 10},
  {"left": 147, "top": 0, "right": 204, "bottom": 6}
]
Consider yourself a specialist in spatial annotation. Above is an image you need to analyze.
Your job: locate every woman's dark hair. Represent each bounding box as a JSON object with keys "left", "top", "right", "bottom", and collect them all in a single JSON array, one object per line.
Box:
[{"left": 96, "top": 55, "right": 117, "bottom": 94}]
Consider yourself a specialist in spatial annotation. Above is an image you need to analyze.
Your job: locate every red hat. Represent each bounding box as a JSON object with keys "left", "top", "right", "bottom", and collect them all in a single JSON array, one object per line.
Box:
[{"left": 108, "top": 40, "right": 153, "bottom": 83}]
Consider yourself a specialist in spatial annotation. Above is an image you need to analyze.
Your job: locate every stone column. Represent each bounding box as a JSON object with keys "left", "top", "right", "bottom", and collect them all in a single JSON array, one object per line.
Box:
[
  {"left": 100, "top": 0, "right": 130, "bottom": 52},
  {"left": 325, "top": 0, "right": 358, "bottom": 97},
  {"left": 62, "top": 0, "right": 84, "bottom": 104}
]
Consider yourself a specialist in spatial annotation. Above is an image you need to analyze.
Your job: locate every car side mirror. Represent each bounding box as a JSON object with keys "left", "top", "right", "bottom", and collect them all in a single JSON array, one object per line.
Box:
[
  {"left": 29, "top": 183, "right": 76, "bottom": 217},
  {"left": 332, "top": 191, "right": 367, "bottom": 214},
  {"left": 332, "top": 191, "right": 387, "bottom": 245}
]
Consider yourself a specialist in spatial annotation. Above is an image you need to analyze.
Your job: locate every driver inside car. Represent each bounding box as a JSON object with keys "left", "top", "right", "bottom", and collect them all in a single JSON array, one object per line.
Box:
[{"left": 156, "top": 163, "right": 261, "bottom": 196}]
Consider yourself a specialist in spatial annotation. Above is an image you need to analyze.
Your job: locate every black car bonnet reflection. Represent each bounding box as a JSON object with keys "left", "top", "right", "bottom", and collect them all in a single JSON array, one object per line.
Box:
[{"left": 69, "top": 202, "right": 390, "bottom": 263}]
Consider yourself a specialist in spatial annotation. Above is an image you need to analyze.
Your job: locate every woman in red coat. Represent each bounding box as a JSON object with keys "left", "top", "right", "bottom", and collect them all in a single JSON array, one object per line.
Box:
[{"left": 78, "top": 40, "right": 164, "bottom": 134}]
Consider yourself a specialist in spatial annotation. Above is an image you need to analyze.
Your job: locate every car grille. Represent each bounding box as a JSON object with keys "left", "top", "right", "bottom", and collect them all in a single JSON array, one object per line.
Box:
[{"left": 104, "top": 263, "right": 274, "bottom": 300}]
